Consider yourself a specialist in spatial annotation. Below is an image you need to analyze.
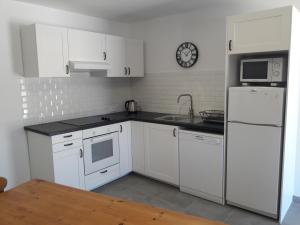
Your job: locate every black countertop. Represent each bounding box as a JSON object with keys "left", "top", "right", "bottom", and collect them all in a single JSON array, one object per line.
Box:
[{"left": 24, "top": 111, "right": 224, "bottom": 136}]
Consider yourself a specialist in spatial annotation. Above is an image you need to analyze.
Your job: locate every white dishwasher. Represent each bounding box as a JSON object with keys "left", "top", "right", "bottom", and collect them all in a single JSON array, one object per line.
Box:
[{"left": 179, "top": 130, "right": 224, "bottom": 204}]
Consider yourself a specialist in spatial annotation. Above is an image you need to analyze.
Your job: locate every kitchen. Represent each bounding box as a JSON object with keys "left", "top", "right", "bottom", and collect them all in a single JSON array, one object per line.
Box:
[{"left": 0, "top": 0, "right": 300, "bottom": 225}]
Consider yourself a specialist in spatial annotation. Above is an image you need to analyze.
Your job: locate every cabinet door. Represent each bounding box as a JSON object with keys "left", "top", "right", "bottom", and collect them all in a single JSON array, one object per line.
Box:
[
  {"left": 68, "top": 29, "right": 107, "bottom": 63},
  {"left": 227, "top": 6, "right": 291, "bottom": 54},
  {"left": 144, "top": 123, "right": 179, "bottom": 185},
  {"left": 53, "top": 147, "right": 85, "bottom": 189},
  {"left": 131, "top": 121, "right": 145, "bottom": 174},
  {"left": 35, "top": 24, "right": 69, "bottom": 77},
  {"left": 119, "top": 122, "right": 132, "bottom": 176},
  {"left": 126, "top": 39, "right": 144, "bottom": 77},
  {"left": 106, "top": 35, "right": 126, "bottom": 77}
]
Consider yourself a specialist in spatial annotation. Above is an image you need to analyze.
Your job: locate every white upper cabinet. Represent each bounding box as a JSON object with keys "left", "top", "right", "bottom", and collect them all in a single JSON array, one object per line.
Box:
[
  {"left": 68, "top": 29, "right": 107, "bottom": 63},
  {"left": 107, "top": 36, "right": 144, "bottom": 77},
  {"left": 144, "top": 123, "right": 179, "bottom": 185},
  {"left": 21, "top": 24, "right": 70, "bottom": 77},
  {"left": 227, "top": 6, "right": 292, "bottom": 54},
  {"left": 125, "top": 39, "right": 144, "bottom": 77},
  {"left": 106, "top": 35, "right": 126, "bottom": 77}
]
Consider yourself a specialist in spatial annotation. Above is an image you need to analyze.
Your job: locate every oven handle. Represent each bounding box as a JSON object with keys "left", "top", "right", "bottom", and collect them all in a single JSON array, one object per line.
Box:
[{"left": 100, "top": 170, "right": 108, "bottom": 174}]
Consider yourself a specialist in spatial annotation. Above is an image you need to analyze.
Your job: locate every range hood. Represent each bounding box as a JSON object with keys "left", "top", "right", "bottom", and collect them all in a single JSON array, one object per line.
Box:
[{"left": 69, "top": 61, "right": 111, "bottom": 72}]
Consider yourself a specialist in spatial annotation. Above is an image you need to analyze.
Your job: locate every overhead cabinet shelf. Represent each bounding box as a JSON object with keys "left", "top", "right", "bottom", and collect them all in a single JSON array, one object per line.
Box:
[
  {"left": 227, "top": 6, "right": 292, "bottom": 54},
  {"left": 21, "top": 24, "right": 144, "bottom": 78}
]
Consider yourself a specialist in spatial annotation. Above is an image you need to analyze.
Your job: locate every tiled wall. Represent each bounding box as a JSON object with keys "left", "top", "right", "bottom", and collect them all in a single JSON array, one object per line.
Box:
[
  {"left": 131, "top": 70, "right": 225, "bottom": 115},
  {"left": 20, "top": 74, "right": 132, "bottom": 125},
  {"left": 20, "top": 70, "right": 224, "bottom": 125}
]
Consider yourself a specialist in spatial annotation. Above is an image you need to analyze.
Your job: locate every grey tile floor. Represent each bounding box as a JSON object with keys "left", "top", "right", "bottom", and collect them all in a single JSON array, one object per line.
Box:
[{"left": 93, "top": 173, "right": 300, "bottom": 225}]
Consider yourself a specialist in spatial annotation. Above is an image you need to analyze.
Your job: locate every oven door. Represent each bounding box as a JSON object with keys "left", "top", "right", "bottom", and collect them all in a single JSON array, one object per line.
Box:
[
  {"left": 83, "top": 132, "right": 119, "bottom": 175},
  {"left": 240, "top": 59, "right": 272, "bottom": 82}
]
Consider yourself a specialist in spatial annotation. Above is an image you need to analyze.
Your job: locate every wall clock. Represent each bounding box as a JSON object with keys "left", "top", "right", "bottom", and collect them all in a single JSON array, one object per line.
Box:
[{"left": 176, "top": 42, "right": 198, "bottom": 68}]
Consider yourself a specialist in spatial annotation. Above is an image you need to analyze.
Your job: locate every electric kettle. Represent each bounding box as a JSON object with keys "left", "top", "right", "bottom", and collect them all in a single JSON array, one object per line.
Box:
[{"left": 125, "top": 100, "right": 138, "bottom": 113}]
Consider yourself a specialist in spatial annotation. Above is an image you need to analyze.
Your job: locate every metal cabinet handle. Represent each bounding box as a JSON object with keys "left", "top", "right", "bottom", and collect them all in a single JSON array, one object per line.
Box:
[
  {"left": 128, "top": 67, "right": 131, "bottom": 75},
  {"left": 80, "top": 149, "right": 83, "bottom": 158},
  {"left": 63, "top": 134, "right": 72, "bottom": 138},
  {"left": 229, "top": 40, "right": 232, "bottom": 51},
  {"left": 65, "top": 64, "right": 70, "bottom": 75},
  {"left": 100, "top": 170, "right": 108, "bottom": 174},
  {"left": 173, "top": 128, "right": 177, "bottom": 137},
  {"left": 125, "top": 67, "right": 128, "bottom": 75},
  {"left": 103, "top": 52, "right": 107, "bottom": 60},
  {"left": 120, "top": 125, "right": 123, "bottom": 133},
  {"left": 64, "top": 143, "right": 73, "bottom": 147}
]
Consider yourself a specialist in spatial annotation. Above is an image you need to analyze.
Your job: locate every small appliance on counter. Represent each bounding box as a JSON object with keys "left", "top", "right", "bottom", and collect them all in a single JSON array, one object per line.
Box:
[{"left": 125, "top": 100, "right": 138, "bottom": 113}]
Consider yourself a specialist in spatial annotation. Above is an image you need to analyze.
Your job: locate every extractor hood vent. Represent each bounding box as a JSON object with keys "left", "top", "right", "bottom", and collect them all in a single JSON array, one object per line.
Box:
[{"left": 69, "top": 61, "right": 111, "bottom": 72}]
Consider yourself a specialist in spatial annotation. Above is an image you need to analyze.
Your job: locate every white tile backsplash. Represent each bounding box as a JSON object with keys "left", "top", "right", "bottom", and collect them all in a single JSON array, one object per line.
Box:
[
  {"left": 21, "top": 70, "right": 225, "bottom": 125},
  {"left": 130, "top": 70, "right": 225, "bottom": 115},
  {"left": 21, "top": 74, "right": 132, "bottom": 125}
]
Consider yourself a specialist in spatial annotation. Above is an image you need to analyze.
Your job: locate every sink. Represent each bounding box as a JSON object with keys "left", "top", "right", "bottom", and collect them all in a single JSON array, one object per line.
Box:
[{"left": 155, "top": 115, "right": 202, "bottom": 123}]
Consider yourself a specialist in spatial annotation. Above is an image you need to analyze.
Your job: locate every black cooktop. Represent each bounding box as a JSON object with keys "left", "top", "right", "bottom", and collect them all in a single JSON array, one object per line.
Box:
[{"left": 62, "top": 115, "right": 112, "bottom": 126}]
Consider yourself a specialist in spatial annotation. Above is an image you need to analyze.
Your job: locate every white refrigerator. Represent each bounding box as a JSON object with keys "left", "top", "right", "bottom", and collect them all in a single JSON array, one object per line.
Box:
[{"left": 226, "top": 87, "right": 285, "bottom": 219}]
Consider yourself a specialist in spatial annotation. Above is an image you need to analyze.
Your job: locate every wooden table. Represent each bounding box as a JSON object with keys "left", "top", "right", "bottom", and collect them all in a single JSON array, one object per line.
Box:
[{"left": 0, "top": 180, "right": 226, "bottom": 225}]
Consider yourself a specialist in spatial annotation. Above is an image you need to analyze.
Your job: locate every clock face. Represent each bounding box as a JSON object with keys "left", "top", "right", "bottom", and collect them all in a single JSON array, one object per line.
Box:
[{"left": 176, "top": 42, "right": 198, "bottom": 68}]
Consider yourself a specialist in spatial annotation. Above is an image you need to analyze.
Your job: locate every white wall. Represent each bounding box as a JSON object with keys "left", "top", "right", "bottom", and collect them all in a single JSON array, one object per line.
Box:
[
  {"left": 0, "top": 0, "right": 131, "bottom": 189},
  {"left": 129, "top": 2, "right": 300, "bottom": 197}
]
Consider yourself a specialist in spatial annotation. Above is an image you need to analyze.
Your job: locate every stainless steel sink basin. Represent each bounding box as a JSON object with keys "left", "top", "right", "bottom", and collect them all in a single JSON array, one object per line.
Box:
[{"left": 155, "top": 115, "right": 202, "bottom": 123}]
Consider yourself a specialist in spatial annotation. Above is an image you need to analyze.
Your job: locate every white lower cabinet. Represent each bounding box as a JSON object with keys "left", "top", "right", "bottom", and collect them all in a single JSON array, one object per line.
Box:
[
  {"left": 53, "top": 147, "right": 85, "bottom": 189},
  {"left": 119, "top": 122, "right": 132, "bottom": 176},
  {"left": 27, "top": 130, "right": 85, "bottom": 190},
  {"left": 131, "top": 121, "right": 146, "bottom": 174},
  {"left": 144, "top": 123, "right": 179, "bottom": 185}
]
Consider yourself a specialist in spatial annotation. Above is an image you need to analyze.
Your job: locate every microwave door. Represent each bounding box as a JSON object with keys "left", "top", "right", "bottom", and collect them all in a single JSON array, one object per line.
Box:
[{"left": 240, "top": 59, "right": 272, "bottom": 82}]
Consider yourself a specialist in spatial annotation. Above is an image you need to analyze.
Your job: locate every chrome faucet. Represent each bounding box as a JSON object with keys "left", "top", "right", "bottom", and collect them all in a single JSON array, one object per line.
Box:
[{"left": 177, "top": 94, "right": 194, "bottom": 118}]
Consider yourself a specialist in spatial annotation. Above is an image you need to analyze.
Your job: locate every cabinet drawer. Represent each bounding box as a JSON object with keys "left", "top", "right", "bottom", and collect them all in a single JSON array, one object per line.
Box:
[
  {"left": 85, "top": 164, "right": 120, "bottom": 190},
  {"left": 52, "top": 139, "right": 83, "bottom": 153},
  {"left": 52, "top": 131, "right": 82, "bottom": 144}
]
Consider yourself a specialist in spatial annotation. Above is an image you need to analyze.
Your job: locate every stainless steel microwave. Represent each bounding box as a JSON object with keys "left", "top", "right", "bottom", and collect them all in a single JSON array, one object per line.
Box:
[{"left": 240, "top": 57, "right": 287, "bottom": 83}]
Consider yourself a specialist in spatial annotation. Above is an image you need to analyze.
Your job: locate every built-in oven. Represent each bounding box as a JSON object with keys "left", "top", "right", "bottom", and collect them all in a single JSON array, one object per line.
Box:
[{"left": 83, "top": 131, "right": 119, "bottom": 175}]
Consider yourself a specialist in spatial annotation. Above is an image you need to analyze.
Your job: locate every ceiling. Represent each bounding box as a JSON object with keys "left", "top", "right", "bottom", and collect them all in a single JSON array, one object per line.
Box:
[{"left": 15, "top": 0, "right": 298, "bottom": 23}]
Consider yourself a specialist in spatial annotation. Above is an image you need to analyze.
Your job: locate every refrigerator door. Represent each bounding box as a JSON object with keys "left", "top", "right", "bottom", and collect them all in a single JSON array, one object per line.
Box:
[
  {"left": 226, "top": 122, "right": 282, "bottom": 218},
  {"left": 228, "top": 87, "right": 285, "bottom": 126}
]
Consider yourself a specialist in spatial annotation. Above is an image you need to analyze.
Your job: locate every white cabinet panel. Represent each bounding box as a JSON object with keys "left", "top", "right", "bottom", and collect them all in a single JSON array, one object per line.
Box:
[
  {"left": 68, "top": 29, "right": 107, "bottom": 63},
  {"left": 126, "top": 39, "right": 144, "bottom": 77},
  {"left": 106, "top": 36, "right": 144, "bottom": 77},
  {"left": 119, "top": 122, "right": 132, "bottom": 176},
  {"left": 144, "top": 123, "right": 179, "bottom": 185},
  {"left": 53, "top": 147, "right": 85, "bottom": 190},
  {"left": 21, "top": 24, "right": 69, "bottom": 77},
  {"left": 131, "top": 121, "right": 145, "bottom": 174},
  {"left": 227, "top": 6, "right": 292, "bottom": 54},
  {"left": 107, "top": 35, "right": 126, "bottom": 77}
]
